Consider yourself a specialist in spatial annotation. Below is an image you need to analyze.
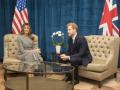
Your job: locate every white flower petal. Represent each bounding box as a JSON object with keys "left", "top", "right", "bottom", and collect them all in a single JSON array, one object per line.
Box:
[
  {"left": 53, "top": 32, "right": 55, "bottom": 35},
  {"left": 56, "top": 32, "right": 59, "bottom": 34},
  {"left": 58, "top": 33, "right": 61, "bottom": 36},
  {"left": 58, "top": 31, "right": 61, "bottom": 34}
]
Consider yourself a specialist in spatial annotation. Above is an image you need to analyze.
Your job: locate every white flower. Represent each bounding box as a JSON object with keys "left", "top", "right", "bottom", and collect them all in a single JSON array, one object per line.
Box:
[
  {"left": 58, "top": 33, "right": 61, "bottom": 36},
  {"left": 53, "top": 32, "right": 56, "bottom": 36},
  {"left": 51, "top": 31, "right": 64, "bottom": 46},
  {"left": 58, "top": 31, "right": 61, "bottom": 34},
  {"left": 56, "top": 31, "right": 59, "bottom": 35}
]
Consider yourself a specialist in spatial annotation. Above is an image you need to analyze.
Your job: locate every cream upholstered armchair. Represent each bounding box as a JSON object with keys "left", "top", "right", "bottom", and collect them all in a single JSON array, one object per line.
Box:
[
  {"left": 79, "top": 35, "right": 120, "bottom": 88},
  {"left": 3, "top": 34, "right": 38, "bottom": 64}
]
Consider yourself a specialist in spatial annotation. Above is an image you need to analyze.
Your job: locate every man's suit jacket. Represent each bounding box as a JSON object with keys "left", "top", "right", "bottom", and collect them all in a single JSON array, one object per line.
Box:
[{"left": 67, "top": 35, "right": 92, "bottom": 66}]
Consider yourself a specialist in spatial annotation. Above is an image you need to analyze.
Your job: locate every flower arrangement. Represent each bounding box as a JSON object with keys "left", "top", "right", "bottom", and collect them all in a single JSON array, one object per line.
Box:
[{"left": 51, "top": 31, "right": 64, "bottom": 46}]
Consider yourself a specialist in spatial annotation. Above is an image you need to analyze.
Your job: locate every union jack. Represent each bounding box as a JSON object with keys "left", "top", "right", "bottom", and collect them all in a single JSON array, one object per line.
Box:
[{"left": 99, "top": 0, "right": 119, "bottom": 37}]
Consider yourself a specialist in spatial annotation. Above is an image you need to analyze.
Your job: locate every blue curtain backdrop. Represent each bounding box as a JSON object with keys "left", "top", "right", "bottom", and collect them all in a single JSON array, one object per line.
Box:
[{"left": 0, "top": 0, "right": 120, "bottom": 66}]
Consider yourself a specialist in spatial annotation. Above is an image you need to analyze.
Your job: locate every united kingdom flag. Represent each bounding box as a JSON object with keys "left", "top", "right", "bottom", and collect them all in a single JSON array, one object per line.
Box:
[{"left": 99, "top": 0, "right": 119, "bottom": 37}]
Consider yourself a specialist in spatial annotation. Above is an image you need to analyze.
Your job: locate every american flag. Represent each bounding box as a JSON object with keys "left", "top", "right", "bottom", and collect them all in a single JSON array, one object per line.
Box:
[
  {"left": 99, "top": 0, "right": 119, "bottom": 37},
  {"left": 12, "top": 0, "right": 29, "bottom": 34}
]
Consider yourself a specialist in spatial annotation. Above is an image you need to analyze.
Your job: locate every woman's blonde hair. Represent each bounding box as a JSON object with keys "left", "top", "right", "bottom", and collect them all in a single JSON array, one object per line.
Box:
[{"left": 67, "top": 22, "right": 78, "bottom": 30}]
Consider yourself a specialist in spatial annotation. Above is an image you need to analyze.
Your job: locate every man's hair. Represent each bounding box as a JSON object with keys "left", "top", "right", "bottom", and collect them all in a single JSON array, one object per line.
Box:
[{"left": 67, "top": 22, "right": 78, "bottom": 30}]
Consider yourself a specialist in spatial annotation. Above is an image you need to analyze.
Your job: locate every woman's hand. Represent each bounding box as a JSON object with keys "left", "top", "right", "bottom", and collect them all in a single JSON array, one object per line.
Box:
[
  {"left": 26, "top": 48, "right": 41, "bottom": 53},
  {"left": 34, "top": 48, "right": 41, "bottom": 53},
  {"left": 25, "top": 48, "right": 41, "bottom": 53}
]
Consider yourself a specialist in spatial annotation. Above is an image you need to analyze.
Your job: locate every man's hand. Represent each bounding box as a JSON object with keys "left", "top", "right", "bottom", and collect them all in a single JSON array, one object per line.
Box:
[{"left": 60, "top": 54, "right": 70, "bottom": 61}]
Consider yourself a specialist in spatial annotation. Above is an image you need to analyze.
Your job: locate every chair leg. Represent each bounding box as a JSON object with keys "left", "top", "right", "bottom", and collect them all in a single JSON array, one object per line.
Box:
[
  {"left": 114, "top": 73, "right": 117, "bottom": 78},
  {"left": 98, "top": 81, "right": 102, "bottom": 88}
]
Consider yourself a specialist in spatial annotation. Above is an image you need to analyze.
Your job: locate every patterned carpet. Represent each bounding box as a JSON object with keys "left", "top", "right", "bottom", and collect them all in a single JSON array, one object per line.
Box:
[
  {"left": 48, "top": 69, "right": 120, "bottom": 90},
  {"left": 75, "top": 77, "right": 120, "bottom": 90},
  {"left": 1, "top": 67, "right": 120, "bottom": 90}
]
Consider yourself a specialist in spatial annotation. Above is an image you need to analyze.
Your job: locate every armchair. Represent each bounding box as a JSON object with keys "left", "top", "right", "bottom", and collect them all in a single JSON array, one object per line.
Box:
[
  {"left": 79, "top": 35, "right": 120, "bottom": 88},
  {"left": 3, "top": 34, "right": 38, "bottom": 64}
]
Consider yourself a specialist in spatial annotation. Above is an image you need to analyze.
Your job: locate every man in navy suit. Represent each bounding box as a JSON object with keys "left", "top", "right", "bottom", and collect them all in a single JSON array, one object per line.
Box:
[{"left": 60, "top": 22, "right": 92, "bottom": 85}]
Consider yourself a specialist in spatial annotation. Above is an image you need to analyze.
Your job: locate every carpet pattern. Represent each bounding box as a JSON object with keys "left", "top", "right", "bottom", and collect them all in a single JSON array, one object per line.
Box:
[
  {"left": 48, "top": 69, "right": 120, "bottom": 90},
  {"left": 2, "top": 67, "right": 120, "bottom": 90},
  {"left": 74, "top": 77, "right": 120, "bottom": 90},
  {"left": 75, "top": 70, "right": 120, "bottom": 90}
]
